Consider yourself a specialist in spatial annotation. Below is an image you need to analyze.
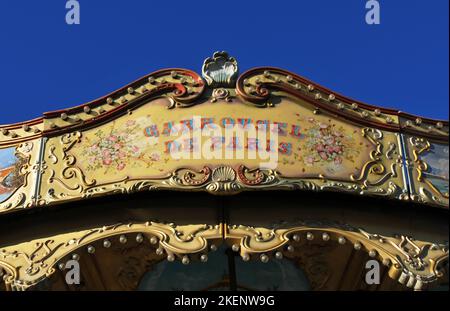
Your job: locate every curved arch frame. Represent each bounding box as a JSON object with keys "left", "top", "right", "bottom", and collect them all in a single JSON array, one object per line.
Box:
[{"left": 0, "top": 220, "right": 447, "bottom": 291}]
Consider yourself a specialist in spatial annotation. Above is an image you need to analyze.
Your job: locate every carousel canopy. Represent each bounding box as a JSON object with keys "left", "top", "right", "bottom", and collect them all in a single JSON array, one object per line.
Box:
[
  {"left": 0, "top": 52, "right": 448, "bottom": 291},
  {"left": 0, "top": 52, "right": 447, "bottom": 214}
]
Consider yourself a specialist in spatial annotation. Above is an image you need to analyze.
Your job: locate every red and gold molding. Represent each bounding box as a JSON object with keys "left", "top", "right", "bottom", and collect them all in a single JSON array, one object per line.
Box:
[
  {"left": 237, "top": 67, "right": 448, "bottom": 141},
  {"left": 42, "top": 68, "right": 205, "bottom": 136}
]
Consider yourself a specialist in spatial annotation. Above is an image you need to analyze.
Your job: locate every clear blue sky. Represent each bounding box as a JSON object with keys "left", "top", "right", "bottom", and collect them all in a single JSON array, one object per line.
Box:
[{"left": 0, "top": 0, "right": 448, "bottom": 125}]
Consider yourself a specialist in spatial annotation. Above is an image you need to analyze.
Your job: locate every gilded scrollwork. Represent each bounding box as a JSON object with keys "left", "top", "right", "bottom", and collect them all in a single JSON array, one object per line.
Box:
[
  {"left": 44, "top": 156, "right": 406, "bottom": 201},
  {"left": 348, "top": 129, "right": 400, "bottom": 190},
  {"left": 1, "top": 219, "right": 447, "bottom": 291},
  {"left": 79, "top": 166, "right": 277, "bottom": 197},
  {"left": 40, "top": 132, "right": 97, "bottom": 204},
  {"left": 0, "top": 221, "right": 222, "bottom": 291},
  {"left": 39, "top": 123, "right": 405, "bottom": 201},
  {"left": 226, "top": 221, "right": 448, "bottom": 290}
]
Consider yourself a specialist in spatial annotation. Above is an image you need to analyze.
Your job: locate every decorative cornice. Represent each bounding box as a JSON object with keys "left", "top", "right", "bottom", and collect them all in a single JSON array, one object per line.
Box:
[
  {"left": 41, "top": 68, "right": 205, "bottom": 137},
  {"left": 0, "top": 118, "right": 43, "bottom": 148},
  {"left": 1, "top": 63, "right": 447, "bottom": 143},
  {"left": 236, "top": 67, "right": 448, "bottom": 142},
  {"left": 399, "top": 112, "right": 449, "bottom": 142}
]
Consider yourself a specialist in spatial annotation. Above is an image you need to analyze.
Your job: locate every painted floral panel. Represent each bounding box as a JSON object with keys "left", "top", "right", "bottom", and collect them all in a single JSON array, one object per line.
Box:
[
  {"left": 70, "top": 99, "right": 374, "bottom": 182},
  {"left": 302, "top": 117, "right": 360, "bottom": 170},
  {"left": 80, "top": 117, "right": 164, "bottom": 174}
]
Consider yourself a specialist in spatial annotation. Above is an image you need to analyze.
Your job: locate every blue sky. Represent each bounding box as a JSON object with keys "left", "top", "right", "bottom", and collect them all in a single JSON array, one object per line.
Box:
[{"left": 0, "top": 0, "right": 448, "bottom": 125}]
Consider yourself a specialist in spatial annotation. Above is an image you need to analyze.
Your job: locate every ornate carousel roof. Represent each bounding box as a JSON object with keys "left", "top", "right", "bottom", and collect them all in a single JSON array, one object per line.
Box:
[
  {"left": 0, "top": 51, "right": 448, "bottom": 215},
  {"left": 0, "top": 52, "right": 448, "bottom": 292}
]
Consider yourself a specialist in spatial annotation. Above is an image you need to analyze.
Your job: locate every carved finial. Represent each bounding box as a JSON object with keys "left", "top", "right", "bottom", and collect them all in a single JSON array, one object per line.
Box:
[{"left": 202, "top": 51, "right": 238, "bottom": 87}]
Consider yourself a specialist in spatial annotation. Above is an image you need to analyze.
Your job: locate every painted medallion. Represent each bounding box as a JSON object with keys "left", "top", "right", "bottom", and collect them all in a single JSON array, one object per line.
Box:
[{"left": 0, "top": 147, "right": 25, "bottom": 203}]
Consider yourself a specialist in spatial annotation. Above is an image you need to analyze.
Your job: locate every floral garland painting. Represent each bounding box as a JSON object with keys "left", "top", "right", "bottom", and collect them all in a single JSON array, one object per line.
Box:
[
  {"left": 302, "top": 118, "right": 361, "bottom": 173},
  {"left": 80, "top": 119, "right": 162, "bottom": 174},
  {"left": 78, "top": 114, "right": 363, "bottom": 177}
]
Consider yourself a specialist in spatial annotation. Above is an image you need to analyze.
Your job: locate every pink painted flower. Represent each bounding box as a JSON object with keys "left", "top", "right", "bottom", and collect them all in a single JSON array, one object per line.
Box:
[
  {"left": 126, "top": 120, "right": 136, "bottom": 127},
  {"left": 306, "top": 156, "right": 315, "bottom": 164},
  {"left": 132, "top": 146, "right": 140, "bottom": 153},
  {"left": 109, "top": 135, "right": 118, "bottom": 142},
  {"left": 319, "top": 152, "right": 328, "bottom": 160},
  {"left": 333, "top": 146, "right": 343, "bottom": 153},
  {"left": 117, "top": 163, "right": 126, "bottom": 171},
  {"left": 150, "top": 152, "right": 160, "bottom": 161},
  {"left": 118, "top": 151, "right": 126, "bottom": 159},
  {"left": 334, "top": 156, "right": 343, "bottom": 165},
  {"left": 316, "top": 144, "right": 325, "bottom": 152},
  {"left": 325, "top": 137, "right": 335, "bottom": 145},
  {"left": 103, "top": 157, "right": 112, "bottom": 165}
]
